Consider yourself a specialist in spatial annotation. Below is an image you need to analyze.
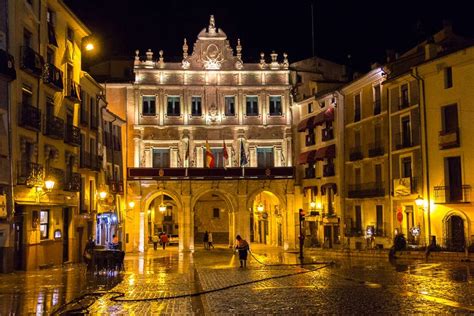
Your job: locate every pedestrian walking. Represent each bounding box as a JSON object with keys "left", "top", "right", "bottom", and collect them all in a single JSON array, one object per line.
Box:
[
  {"left": 152, "top": 234, "right": 159, "bottom": 250},
  {"left": 208, "top": 231, "right": 214, "bottom": 249},
  {"left": 160, "top": 233, "right": 169, "bottom": 250},
  {"left": 203, "top": 231, "right": 209, "bottom": 249},
  {"left": 235, "top": 235, "right": 250, "bottom": 268}
]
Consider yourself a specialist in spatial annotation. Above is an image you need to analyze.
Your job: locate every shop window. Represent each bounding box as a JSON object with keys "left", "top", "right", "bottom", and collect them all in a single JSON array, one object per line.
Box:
[{"left": 40, "top": 210, "right": 50, "bottom": 239}]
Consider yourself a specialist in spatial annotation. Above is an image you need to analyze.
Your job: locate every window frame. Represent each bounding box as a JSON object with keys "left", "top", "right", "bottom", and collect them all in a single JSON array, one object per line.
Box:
[
  {"left": 224, "top": 96, "right": 235, "bottom": 116},
  {"left": 39, "top": 210, "right": 50, "bottom": 240},
  {"left": 191, "top": 96, "right": 202, "bottom": 117},
  {"left": 213, "top": 208, "right": 220, "bottom": 218},
  {"left": 256, "top": 147, "right": 274, "bottom": 168},
  {"left": 444, "top": 67, "right": 453, "bottom": 89},
  {"left": 245, "top": 96, "right": 259, "bottom": 116},
  {"left": 354, "top": 93, "right": 361, "bottom": 122},
  {"left": 142, "top": 95, "right": 156, "bottom": 116},
  {"left": 269, "top": 95, "right": 282, "bottom": 116},
  {"left": 167, "top": 96, "right": 181, "bottom": 117}
]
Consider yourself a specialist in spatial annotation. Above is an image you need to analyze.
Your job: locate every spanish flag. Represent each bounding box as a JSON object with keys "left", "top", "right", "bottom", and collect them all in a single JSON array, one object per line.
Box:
[{"left": 205, "top": 140, "right": 215, "bottom": 168}]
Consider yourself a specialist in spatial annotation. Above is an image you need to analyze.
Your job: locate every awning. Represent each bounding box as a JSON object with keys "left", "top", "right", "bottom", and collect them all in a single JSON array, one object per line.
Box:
[
  {"left": 298, "top": 150, "right": 317, "bottom": 164},
  {"left": 321, "top": 183, "right": 337, "bottom": 195},
  {"left": 324, "top": 107, "right": 335, "bottom": 122},
  {"left": 315, "top": 144, "right": 336, "bottom": 160},
  {"left": 313, "top": 111, "right": 326, "bottom": 125},
  {"left": 297, "top": 116, "right": 316, "bottom": 132}
]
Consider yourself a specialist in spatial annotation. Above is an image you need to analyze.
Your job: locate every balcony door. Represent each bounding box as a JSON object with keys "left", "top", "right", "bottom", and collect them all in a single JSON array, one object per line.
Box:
[
  {"left": 152, "top": 149, "right": 170, "bottom": 168},
  {"left": 401, "top": 116, "right": 411, "bottom": 147},
  {"left": 446, "top": 156, "right": 462, "bottom": 202},
  {"left": 257, "top": 147, "right": 274, "bottom": 168},
  {"left": 442, "top": 104, "right": 458, "bottom": 133}
]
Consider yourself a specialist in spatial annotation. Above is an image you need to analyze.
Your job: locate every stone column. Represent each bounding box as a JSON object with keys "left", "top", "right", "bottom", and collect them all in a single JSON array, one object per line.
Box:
[
  {"left": 235, "top": 195, "right": 250, "bottom": 242},
  {"left": 179, "top": 195, "right": 193, "bottom": 252},
  {"left": 284, "top": 193, "right": 296, "bottom": 249},
  {"left": 228, "top": 211, "right": 235, "bottom": 247}
]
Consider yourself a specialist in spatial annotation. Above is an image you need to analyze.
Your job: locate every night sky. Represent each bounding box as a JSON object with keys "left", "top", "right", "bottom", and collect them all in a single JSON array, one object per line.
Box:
[{"left": 65, "top": 0, "right": 473, "bottom": 71}]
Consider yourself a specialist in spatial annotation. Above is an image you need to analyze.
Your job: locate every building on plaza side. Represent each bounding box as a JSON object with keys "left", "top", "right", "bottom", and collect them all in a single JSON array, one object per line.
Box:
[
  {"left": 341, "top": 66, "right": 391, "bottom": 249},
  {"left": 104, "top": 16, "right": 296, "bottom": 252}
]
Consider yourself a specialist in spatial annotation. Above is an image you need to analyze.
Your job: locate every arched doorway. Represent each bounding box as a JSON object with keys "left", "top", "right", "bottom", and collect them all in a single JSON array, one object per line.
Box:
[
  {"left": 446, "top": 215, "right": 465, "bottom": 251},
  {"left": 193, "top": 191, "right": 231, "bottom": 247},
  {"left": 251, "top": 190, "right": 282, "bottom": 247},
  {"left": 143, "top": 192, "right": 180, "bottom": 250}
]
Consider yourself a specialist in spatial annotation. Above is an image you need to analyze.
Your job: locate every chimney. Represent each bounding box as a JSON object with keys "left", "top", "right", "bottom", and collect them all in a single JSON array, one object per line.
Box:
[{"left": 424, "top": 36, "right": 438, "bottom": 60}]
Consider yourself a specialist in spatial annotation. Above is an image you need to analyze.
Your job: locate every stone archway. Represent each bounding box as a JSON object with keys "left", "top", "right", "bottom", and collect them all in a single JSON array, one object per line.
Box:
[
  {"left": 442, "top": 210, "right": 470, "bottom": 251},
  {"left": 246, "top": 188, "right": 286, "bottom": 247}
]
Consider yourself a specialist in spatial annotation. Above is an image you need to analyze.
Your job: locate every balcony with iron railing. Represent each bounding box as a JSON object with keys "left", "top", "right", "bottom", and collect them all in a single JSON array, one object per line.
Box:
[
  {"left": 65, "top": 79, "right": 81, "bottom": 103},
  {"left": 44, "top": 115, "right": 64, "bottom": 140},
  {"left": 64, "top": 172, "right": 81, "bottom": 192},
  {"left": 19, "top": 103, "right": 41, "bottom": 132},
  {"left": 434, "top": 185, "right": 471, "bottom": 204},
  {"left": 349, "top": 146, "right": 363, "bottom": 161},
  {"left": 439, "top": 128, "right": 460, "bottom": 150},
  {"left": 323, "top": 164, "right": 335, "bottom": 177},
  {"left": 394, "top": 133, "right": 414, "bottom": 150},
  {"left": 322, "top": 128, "right": 334, "bottom": 141},
  {"left": 128, "top": 167, "right": 295, "bottom": 180},
  {"left": 17, "top": 161, "right": 44, "bottom": 187},
  {"left": 20, "top": 46, "right": 43, "bottom": 77},
  {"left": 348, "top": 182, "right": 385, "bottom": 198},
  {"left": 64, "top": 124, "right": 81, "bottom": 147},
  {"left": 43, "top": 63, "right": 63, "bottom": 91},
  {"left": 0, "top": 49, "right": 16, "bottom": 80},
  {"left": 368, "top": 142, "right": 384, "bottom": 157}
]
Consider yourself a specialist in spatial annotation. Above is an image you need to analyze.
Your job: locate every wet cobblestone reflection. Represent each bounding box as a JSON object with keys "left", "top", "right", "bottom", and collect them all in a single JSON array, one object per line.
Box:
[{"left": 1, "top": 245, "right": 474, "bottom": 314}]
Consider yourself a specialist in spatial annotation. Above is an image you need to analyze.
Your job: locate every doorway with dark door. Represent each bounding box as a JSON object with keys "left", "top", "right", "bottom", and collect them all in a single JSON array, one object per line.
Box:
[
  {"left": 13, "top": 211, "right": 24, "bottom": 270},
  {"left": 447, "top": 215, "right": 465, "bottom": 251},
  {"left": 63, "top": 208, "right": 70, "bottom": 263},
  {"left": 324, "top": 225, "right": 333, "bottom": 248}
]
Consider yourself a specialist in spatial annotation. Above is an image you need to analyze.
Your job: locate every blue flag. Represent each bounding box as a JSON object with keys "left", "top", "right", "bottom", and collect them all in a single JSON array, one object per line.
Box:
[{"left": 240, "top": 139, "right": 248, "bottom": 167}]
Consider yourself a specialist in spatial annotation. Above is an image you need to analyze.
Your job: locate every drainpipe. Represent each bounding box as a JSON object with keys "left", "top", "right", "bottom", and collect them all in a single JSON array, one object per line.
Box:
[{"left": 410, "top": 69, "right": 431, "bottom": 243}]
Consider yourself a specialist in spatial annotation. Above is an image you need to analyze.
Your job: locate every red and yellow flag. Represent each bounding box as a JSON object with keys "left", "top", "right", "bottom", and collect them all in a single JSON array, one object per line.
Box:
[{"left": 205, "top": 140, "right": 215, "bottom": 168}]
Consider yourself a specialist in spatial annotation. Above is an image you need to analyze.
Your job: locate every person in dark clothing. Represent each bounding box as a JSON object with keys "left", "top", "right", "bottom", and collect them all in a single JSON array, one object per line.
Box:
[
  {"left": 203, "top": 231, "right": 209, "bottom": 250},
  {"left": 83, "top": 237, "right": 95, "bottom": 271},
  {"left": 235, "top": 235, "right": 250, "bottom": 268}
]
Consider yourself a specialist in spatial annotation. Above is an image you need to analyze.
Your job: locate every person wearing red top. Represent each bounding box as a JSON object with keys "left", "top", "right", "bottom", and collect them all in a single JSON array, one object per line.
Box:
[{"left": 160, "top": 233, "right": 169, "bottom": 250}]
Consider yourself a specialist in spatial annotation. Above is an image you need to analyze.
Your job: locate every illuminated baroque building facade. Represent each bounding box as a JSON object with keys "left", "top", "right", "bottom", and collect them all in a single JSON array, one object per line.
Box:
[{"left": 106, "top": 16, "right": 296, "bottom": 252}]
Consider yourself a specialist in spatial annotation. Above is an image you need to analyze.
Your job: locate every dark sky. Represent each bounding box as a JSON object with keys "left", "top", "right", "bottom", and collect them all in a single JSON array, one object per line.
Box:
[{"left": 65, "top": 0, "right": 473, "bottom": 71}]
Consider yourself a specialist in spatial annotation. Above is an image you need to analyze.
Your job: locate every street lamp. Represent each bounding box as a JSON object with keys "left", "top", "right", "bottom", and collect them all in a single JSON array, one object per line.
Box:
[
  {"left": 415, "top": 195, "right": 424, "bottom": 207},
  {"left": 159, "top": 194, "right": 166, "bottom": 213},
  {"left": 128, "top": 201, "right": 135, "bottom": 209},
  {"left": 257, "top": 192, "right": 264, "bottom": 212},
  {"left": 44, "top": 179, "right": 55, "bottom": 191},
  {"left": 99, "top": 190, "right": 108, "bottom": 200},
  {"left": 309, "top": 201, "right": 316, "bottom": 210}
]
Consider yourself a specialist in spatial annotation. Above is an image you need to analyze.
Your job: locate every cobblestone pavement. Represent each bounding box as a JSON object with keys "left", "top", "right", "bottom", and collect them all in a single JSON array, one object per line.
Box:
[{"left": 1, "top": 245, "right": 474, "bottom": 314}]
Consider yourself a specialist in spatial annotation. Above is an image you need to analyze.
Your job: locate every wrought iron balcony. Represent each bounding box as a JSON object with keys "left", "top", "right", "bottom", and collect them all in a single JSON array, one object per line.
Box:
[
  {"left": 348, "top": 182, "right": 385, "bottom": 198},
  {"left": 65, "top": 124, "right": 81, "bottom": 147},
  {"left": 17, "top": 161, "right": 44, "bottom": 187},
  {"left": 368, "top": 142, "right": 384, "bottom": 157},
  {"left": 19, "top": 103, "right": 41, "bottom": 131},
  {"left": 434, "top": 185, "right": 471, "bottom": 204},
  {"left": 439, "top": 129, "right": 460, "bottom": 149},
  {"left": 44, "top": 115, "right": 64, "bottom": 140},
  {"left": 323, "top": 164, "right": 335, "bottom": 177},
  {"left": 0, "top": 49, "right": 16, "bottom": 80},
  {"left": 20, "top": 46, "right": 44, "bottom": 77},
  {"left": 395, "top": 133, "right": 413, "bottom": 150},
  {"left": 46, "top": 167, "right": 65, "bottom": 190},
  {"left": 43, "top": 63, "right": 63, "bottom": 91},
  {"left": 322, "top": 128, "right": 334, "bottom": 141},
  {"left": 64, "top": 172, "right": 81, "bottom": 192},
  {"left": 65, "top": 79, "right": 81, "bottom": 103},
  {"left": 349, "top": 146, "right": 363, "bottom": 161},
  {"left": 305, "top": 167, "right": 315, "bottom": 179},
  {"left": 128, "top": 167, "right": 295, "bottom": 180}
]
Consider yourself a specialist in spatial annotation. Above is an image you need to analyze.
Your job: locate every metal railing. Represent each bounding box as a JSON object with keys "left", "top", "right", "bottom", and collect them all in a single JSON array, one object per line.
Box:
[
  {"left": 17, "top": 161, "right": 44, "bottom": 187},
  {"left": 66, "top": 79, "right": 81, "bottom": 102},
  {"left": 65, "top": 124, "right": 81, "bottom": 146},
  {"left": 368, "top": 142, "right": 384, "bottom": 157},
  {"left": 438, "top": 128, "right": 460, "bottom": 149},
  {"left": 44, "top": 115, "right": 64, "bottom": 140},
  {"left": 20, "top": 46, "right": 43, "bottom": 77},
  {"left": 80, "top": 151, "right": 91, "bottom": 169},
  {"left": 394, "top": 132, "right": 413, "bottom": 150},
  {"left": 19, "top": 103, "right": 41, "bottom": 131},
  {"left": 348, "top": 182, "right": 385, "bottom": 198},
  {"left": 349, "top": 146, "right": 363, "bottom": 161},
  {"left": 434, "top": 185, "right": 471, "bottom": 203},
  {"left": 43, "top": 63, "right": 63, "bottom": 90}
]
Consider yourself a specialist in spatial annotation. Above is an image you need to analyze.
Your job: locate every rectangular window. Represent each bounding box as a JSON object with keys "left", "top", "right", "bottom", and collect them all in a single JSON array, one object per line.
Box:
[
  {"left": 257, "top": 147, "right": 274, "bottom": 168},
  {"left": 354, "top": 94, "right": 361, "bottom": 122},
  {"left": 67, "top": 27, "right": 74, "bottom": 42},
  {"left": 167, "top": 96, "right": 181, "bottom": 116},
  {"left": 401, "top": 156, "right": 412, "bottom": 178},
  {"left": 444, "top": 67, "right": 453, "bottom": 89},
  {"left": 400, "top": 84, "right": 409, "bottom": 108},
  {"left": 401, "top": 116, "right": 411, "bottom": 147},
  {"left": 373, "top": 84, "right": 381, "bottom": 114},
  {"left": 22, "top": 86, "right": 33, "bottom": 105},
  {"left": 269, "top": 96, "right": 282, "bottom": 116},
  {"left": 442, "top": 104, "right": 458, "bottom": 133},
  {"left": 80, "top": 177, "right": 86, "bottom": 212},
  {"left": 46, "top": 8, "right": 56, "bottom": 26},
  {"left": 191, "top": 96, "right": 202, "bottom": 116},
  {"left": 308, "top": 102, "right": 313, "bottom": 114},
  {"left": 152, "top": 149, "right": 170, "bottom": 168},
  {"left": 90, "top": 96, "right": 96, "bottom": 125},
  {"left": 355, "top": 167, "right": 361, "bottom": 185},
  {"left": 39, "top": 210, "right": 49, "bottom": 239},
  {"left": 355, "top": 206, "right": 362, "bottom": 233},
  {"left": 90, "top": 138, "right": 96, "bottom": 156},
  {"left": 142, "top": 96, "right": 156, "bottom": 116},
  {"left": 213, "top": 208, "right": 220, "bottom": 218},
  {"left": 246, "top": 96, "right": 259, "bottom": 116},
  {"left": 46, "top": 47, "right": 55, "bottom": 64},
  {"left": 225, "top": 96, "right": 235, "bottom": 116},
  {"left": 446, "top": 156, "right": 462, "bottom": 202},
  {"left": 375, "top": 164, "right": 382, "bottom": 186}
]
